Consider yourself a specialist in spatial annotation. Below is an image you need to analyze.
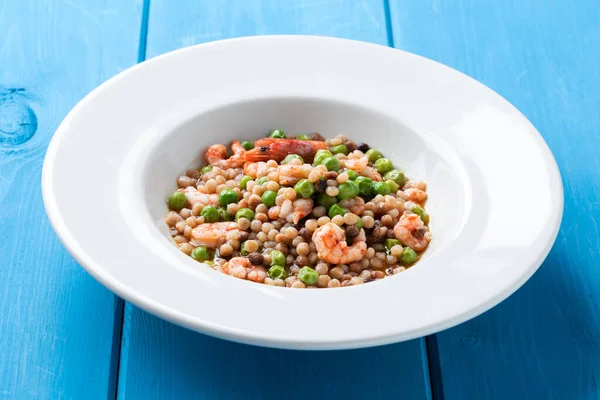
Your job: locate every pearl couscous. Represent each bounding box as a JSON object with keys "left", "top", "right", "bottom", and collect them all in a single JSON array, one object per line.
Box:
[{"left": 165, "top": 131, "right": 431, "bottom": 288}]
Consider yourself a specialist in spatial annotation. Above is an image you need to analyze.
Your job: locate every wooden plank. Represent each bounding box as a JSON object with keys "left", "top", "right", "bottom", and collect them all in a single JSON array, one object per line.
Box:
[
  {"left": 119, "top": 306, "right": 431, "bottom": 400},
  {"left": 388, "top": 0, "right": 600, "bottom": 398},
  {"left": 117, "top": 1, "right": 432, "bottom": 399},
  {"left": 0, "top": 1, "right": 142, "bottom": 398}
]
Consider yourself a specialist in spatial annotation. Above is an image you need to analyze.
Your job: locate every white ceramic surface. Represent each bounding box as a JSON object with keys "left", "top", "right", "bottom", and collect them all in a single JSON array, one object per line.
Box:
[{"left": 42, "top": 36, "right": 563, "bottom": 350}]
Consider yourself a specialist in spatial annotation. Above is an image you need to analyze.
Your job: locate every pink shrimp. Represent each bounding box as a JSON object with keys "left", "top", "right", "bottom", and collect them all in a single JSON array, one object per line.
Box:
[
  {"left": 278, "top": 164, "right": 311, "bottom": 186},
  {"left": 190, "top": 222, "right": 240, "bottom": 248},
  {"left": 312, "top": 223, "right": 367, "bottom": 264},
  {"left": 245, "top": 138, "right": 327, "bottom": 163},
  {"left": 340, "top": 196, "right": 365, "bottom": 215},
  {"left": 402, "top": 188, "right": 428, "bottom": 204},
  {"left": 344, "top": 155, "right": 382, "bottom": 181},
  {"left": 222, "top": 257, "right": 268, "bottom": 282},
  {"left": 182, "top": 187, "right": 219, "bottom": 207},
  {"left": 393, "top": 214, "right": 431, "bottom": 251},
  {"left": 279, "top": 198, "right": 314, "bottom": 224},
  {"left": 205, "top": 144, "right": 227, "bottom": 165},
  {"left": 403, "top": 180, "right": 427, "bottom": 190},
  {"left": 205, "top": 140, "right": 246, "bottom": 168},
  {"left": 222, "top": 257, "right": 249, "bottom": 279},
  {"left": 243, "top": 161, "right": 278, "bottom": 179}
]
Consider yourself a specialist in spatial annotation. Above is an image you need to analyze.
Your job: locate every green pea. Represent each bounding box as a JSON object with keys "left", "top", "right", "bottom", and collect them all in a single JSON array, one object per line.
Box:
[
  {"left": 269, "top": 129, "right": 286, "bottom": 139},
  {"left": 270, "top": 250, "right": 286, "bottom": 266},
  {"left": 283, "top": 154, "right": 304, "bottom": 164},
  {"left": 385, "top": 239, "right": 401, "bottom": 251},
  {"left": 374, "top": 158, "right": 394, "bottom": 174},
  {"left": 386, "top": 179, "right": 400, "bottom": 193},
  {"left": 256, "top": 177, "right": 268, "bottom": 186},
  {"left": 314, "top": 149, "right": 333, "bottom": 165},
  {"left": 346, "top": 170, "right": 359, "bottom": 180},
  {"left": 372, "top": 181, "right": 391, "bottom": 195},
  {"left": 167, "top": 192, "right": 187, "bottom": 211},
  {"left": 218, "top": 208, "right": 233, "bottom": 221},
  {"left": 201, "top": 205, "right": 219, "bottom": 222},
  {"left": 332, "top": 144, "right": 349, "bottom": 155},
  {"left": 235, "top": 208, "right": 255, "bottom": 221},
  {"left": 399, "top": 247, "right": 419, "bottom": 265},
  {"left": 317, "top": 192, "right": 338, "bottom": 209},
  {"left": 355, "top": 176, "right": 373, "bottom": 196},
  {"left": 337, "top": 181, "right": 360, "bottom": 200},
  {"left": 355, "top": 218, "right": 363, "bottom": 230},
  {"left": 384, "top": 169, "right": 407, "bottom": 186},
  {"left": 366, "top": 149, "right": 383, "bottom": 162},
  {"left": 268, "top": 265, "right": 287, "bottom": 279},
  {"left": 262, "top": 190, "right": 277, "bottom": 207},
  {"left": 298, "top": 266, "right": 318, "bottom": 285},
  {"left": 412, "top": 206, "right": 430, "bottom": 224},
  {"left": 297, "top": 134, "right": 311, "bottom": 140},
  {"left": 200, "top": 165, "right": 213, "bottom": 174},
  {"left": 294, "top": 179, "right": 315, "bottom": 198},
  {"left": 191, "top": 246, "right": 212, "bottom": 262},
  {"left": 323, "top": 156, "right": 340, "bottom": 172},
  {"left": 218, "top": 188, "right": 238, "bottom": 207},
  {"left": 241, "top": 141, "right": 254, "bottom": 151},
  {"left": 239, "top": 175, "right": 253, "bottom": 190},
  {"left": 240, "top": 242, "right": 249, "bottom": 256},
  {"left": 328, "top": 204, "right": 348, "bottom": 219}
]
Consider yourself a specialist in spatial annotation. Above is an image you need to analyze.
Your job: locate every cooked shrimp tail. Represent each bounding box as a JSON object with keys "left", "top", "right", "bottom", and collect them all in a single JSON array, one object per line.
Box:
[
  {"left": 393, "top": 214, "right": 432, "bottom": 251},
  {"left": 222, "top": 257, "right": 267, "bottom": 282},
  {"left": 205, "top": 141, "right": 246, "bottom": 168},
  {"left": 191, "top": 222, "right": 240, "bottom": 248},
  {"left": 245, "top": 138, "right": 327, "bottom": 163},
  {"left": 312, "top": 222, "right": 367, "bottom": 264}
]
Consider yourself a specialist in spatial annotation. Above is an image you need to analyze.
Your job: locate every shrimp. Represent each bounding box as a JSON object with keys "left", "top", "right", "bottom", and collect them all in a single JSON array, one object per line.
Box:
[
  {"left": 279, "top": 198, "right": 314, "bottom": 224},
  {"left": 243, "top": 161, "right": 278, "bottom": 179},
  {"left": 245, "top": 138, "right": 327, "bottom": 163},
  {"left": 393, "top": 214, "right": 432, "bottom": 251},
  {"left": 402, "top": 188, "right": 428, "bottom": 204},
  {"left": 222, "top": 257, "right": 249, "bottom": 279},
  {"left": 344, "top": 155, "right": 382, "bottom": 181},
  {"left": 278, "top": 164, "right": 311, "bottom": 186},
  {"left": 247, "top": 266, "right": 268, "bottom": 282},
  {"left": 404, "top": 180, "right": 427, "bottom": 190},
  {"left": 205, "top": 140, "right": 246, "bottom": 168},
  {"left": 312, "top": 222, "right": 367, "bottom": 264},
  {"left": 182, "top": 187, "right": 219, "bottom": 207},
  {"left": 205, "top": 144, "right": 227, "bottom": 165},
  {"left": 190, "top": 222, "right": 240, "bottom": 248},
  {"left": 340, "top": 196, "right": 365, "bottom": 215},
  {"left": 222, "top": 257, "right": 267, "bottom": 282}
]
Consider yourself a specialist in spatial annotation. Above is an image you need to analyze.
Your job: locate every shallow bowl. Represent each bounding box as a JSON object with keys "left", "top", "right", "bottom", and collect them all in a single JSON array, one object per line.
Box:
[{"left": 42, "top": 36, "right": 563, "bottom": 350}]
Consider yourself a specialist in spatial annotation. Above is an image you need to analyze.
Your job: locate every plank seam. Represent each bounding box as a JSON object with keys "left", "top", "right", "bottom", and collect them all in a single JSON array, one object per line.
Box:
[
  {"left": 426, "top": 335, "right": 445, "bottom": 400},
  {"left": 383, "top": 0, "right": 395, "bottom": 47},
  {"left": 137, "top": 0, "right": 151, "bottom": 63},
  {"left": 107, "top": 298, "right": 125, "bottom": 400}
]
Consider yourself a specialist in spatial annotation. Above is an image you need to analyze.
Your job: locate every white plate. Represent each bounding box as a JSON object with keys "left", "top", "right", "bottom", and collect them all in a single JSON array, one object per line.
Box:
[{"left": 42, "top": 36, "right": 563, "bottom": 350}]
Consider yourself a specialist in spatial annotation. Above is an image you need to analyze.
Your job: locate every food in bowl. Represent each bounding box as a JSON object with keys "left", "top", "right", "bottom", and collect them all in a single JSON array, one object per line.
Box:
[{"left": 164, "top": 130, "right": 431, "bottom": 288}]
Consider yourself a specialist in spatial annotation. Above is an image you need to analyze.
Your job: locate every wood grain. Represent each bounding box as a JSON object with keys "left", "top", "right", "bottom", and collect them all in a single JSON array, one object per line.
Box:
[
  {"left": 0, "top": 1, "right": 142, "bottom": 398},
  {"left": 116, "top": 1, "right": 432, "bottom": 399},
  {"left": 388, "top": 0, "right": 600, "bottom": 398}
]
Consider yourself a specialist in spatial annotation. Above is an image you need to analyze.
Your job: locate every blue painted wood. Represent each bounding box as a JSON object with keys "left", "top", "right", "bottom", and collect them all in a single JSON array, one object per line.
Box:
[
  {"left": 0, "top": 1, "right": 142, "bottom": 398},
  {"left": 119, "top": 305, "right": 430, "bottom": 400},
  {"left": 116, "top": 1, "right": 431, "bottom": 399},
  {"left": 388, "top": 0, "right": 600, "bottom": 398}
]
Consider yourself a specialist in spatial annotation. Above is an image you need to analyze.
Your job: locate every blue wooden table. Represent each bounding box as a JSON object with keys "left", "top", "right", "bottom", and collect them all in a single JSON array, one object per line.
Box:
[{"left": 1, "top": 0, "right": 598, "bottom": 398}]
